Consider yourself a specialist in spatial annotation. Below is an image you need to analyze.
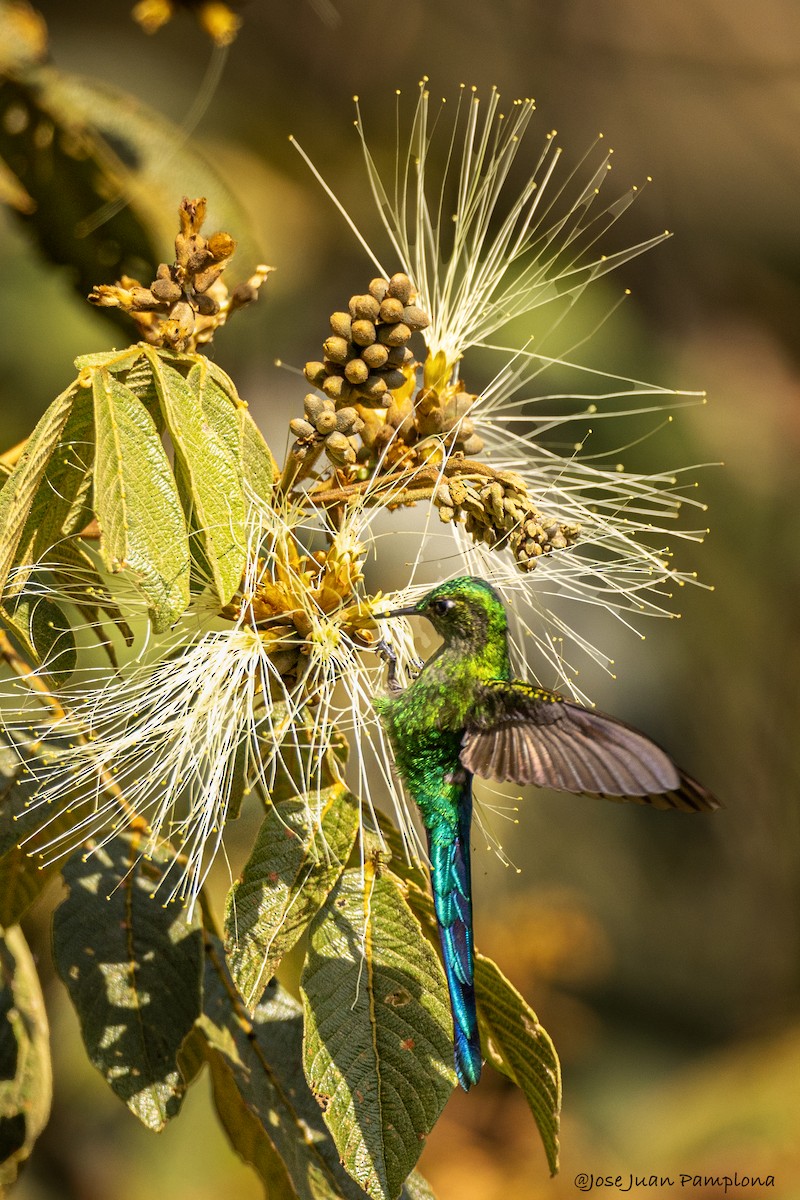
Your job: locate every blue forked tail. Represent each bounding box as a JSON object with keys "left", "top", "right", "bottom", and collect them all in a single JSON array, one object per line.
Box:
[{"left": 428, "top": 786, "right": 482, "bottom": 1089}]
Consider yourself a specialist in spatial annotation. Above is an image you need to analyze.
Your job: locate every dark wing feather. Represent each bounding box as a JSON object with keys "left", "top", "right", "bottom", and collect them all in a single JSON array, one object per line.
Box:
[{"left": 461, "top": 681, "right": 719, "bottom": 813}]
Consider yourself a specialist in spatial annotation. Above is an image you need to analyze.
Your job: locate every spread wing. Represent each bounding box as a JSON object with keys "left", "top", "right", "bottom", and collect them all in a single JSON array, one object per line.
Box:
[{"left": 461, "top": 681, "right": 719, "bottom": 813}]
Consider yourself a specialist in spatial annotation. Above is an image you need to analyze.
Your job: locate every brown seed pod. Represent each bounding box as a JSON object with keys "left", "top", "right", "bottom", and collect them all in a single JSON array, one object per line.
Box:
[
  {"left": 330, "top": 311, "right": 352, "bottom": 339},
  {"left": 379, "top": 297, "right": 405, "bottom": 324},
  {"left": 323, "top": 336, "right": 351, "bottom": 365},
  {"left": 151, "top": 277, "right": 182, "bottom": 303},
  {"left": 361, "top": 343, "right": 389, "bottom": 369},
  {"left": 387, "top": 272, "right": 413, "bottom": 304},
  {"left": 349, "top": 294, "right": 381, "bottom": 321},
  {"left": 195, "top": 294, "right": 219, "bottom": 316},
  {"left": 351, "top": 319, "right": 376, "bottom": 347}
]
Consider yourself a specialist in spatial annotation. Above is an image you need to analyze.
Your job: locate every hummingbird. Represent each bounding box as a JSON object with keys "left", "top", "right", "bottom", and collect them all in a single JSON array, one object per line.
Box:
[{"left": 375, "top": 576, "right": 718, "bottom": 1090}]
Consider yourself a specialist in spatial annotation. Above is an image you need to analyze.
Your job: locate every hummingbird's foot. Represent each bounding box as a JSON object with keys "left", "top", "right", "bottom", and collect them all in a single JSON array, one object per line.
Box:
[{"left": 374, "top": 638, "right": 403, "bottom": 693}]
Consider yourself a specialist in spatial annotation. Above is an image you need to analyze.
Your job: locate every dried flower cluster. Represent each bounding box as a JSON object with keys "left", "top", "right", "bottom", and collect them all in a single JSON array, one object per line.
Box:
[
  {"left": 434, "top": 473, "right": 580, "bottom": 572},
  {"left": 88, "top": 197, "right": 270, "bottom": 351}
]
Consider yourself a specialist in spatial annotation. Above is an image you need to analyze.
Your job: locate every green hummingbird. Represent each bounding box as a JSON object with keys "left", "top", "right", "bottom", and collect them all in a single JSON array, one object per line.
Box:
[{"left": 375, "top": 576, "right": 718, "bottom": 1091}]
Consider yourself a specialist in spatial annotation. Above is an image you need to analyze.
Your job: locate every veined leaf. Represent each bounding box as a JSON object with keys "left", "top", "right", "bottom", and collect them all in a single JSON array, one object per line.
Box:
[
  {"left": 301, "top": 864, "right": 455, "bottom": 1200},
  {"left": 0, "top": 926, "right": 51, "bottom": 1188},
  {"left": 91, "top": 366, "right": 190, "bottom": 631},
  {"left": 0, "top": 590, "right": 77, "bottom": 685},
  {"left": 0, "top": 383, "right": 77, "bottom": 595},
  {"left": 52, "top": 832, "right": 203, "bottom": 1131},
  {"left": 192, "top": 939, "right": 437, "bottom": 1200},
  {"left": 203, "top": 359, "right": 275, "bottom": 499},
  {"left": 224, "top": 783, "right": 359, "bottom": 1011},
  {"left": 9, "top": 388, "right": 95, "bottom": 588},
  {"left": 474, "top": 953, "right": 561, "bottom": 1176},
  {"left": 0, "top": 733, "right": 96, "bottom": 926},
  {"left": 146, "top": 351, "right": 247, "bottom": 605}
]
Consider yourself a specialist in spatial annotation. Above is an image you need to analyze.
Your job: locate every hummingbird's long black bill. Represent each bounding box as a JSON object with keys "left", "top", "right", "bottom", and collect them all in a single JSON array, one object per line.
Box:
[{"left": 379, "top": 603, "right": 419, "bottom": 619}]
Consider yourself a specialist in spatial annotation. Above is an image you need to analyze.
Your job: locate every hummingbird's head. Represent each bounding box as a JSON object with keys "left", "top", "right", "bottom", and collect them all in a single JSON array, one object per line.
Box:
[{"left": 386, "top": 576, "right": 508, "bottom": 645}]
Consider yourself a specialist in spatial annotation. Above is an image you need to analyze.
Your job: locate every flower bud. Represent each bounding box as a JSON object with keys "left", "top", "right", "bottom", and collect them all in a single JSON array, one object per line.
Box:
[
  {"left": 325, "top": 431, "right": 356, "bottom": 465},
  {"left": 401, "top": 304, "right": 429, "bottom": 331},
  {"left": 361, "top": 343, "right": 388, "bottom": 369},
  {"left": 378, "top": 322, "right": 411, "bottom": 347},
  {"left": 322, "top": 336, "right": 350, "bottom": 364},
  {"left": 380, "top": 368, "right": 407, "bottom": 391},
  {"left": 369, "top": 277, "right": 389, "bottom": 301},
  {"left": 387, "top": 272, "right": 413, "bottom": 304},
  {"left": 379, "top": 297, "right": 405, "bottom": 324},
  {"left": 322, "top": 375, "right": 352, "bottom": 401},
  {"left": 304, "top": 361, "right": 327, "bottom": 386},
  {"left": 344, "top": 359, "right": 369, "bottom": 385},
  {"left": 290, "top": 418, "right": 315, "bottom": 439},
  {"left": 351, "top": 319, "right": 376, "bottom": 346},
  {"left": 303, "top": 394, "right": 327, "bottom": 421},
  {"left": 330, "top": 311, "right": 352, "bottom": 339},
  {"left": 349, "top": 294, "right": 380, "bottom": 321},
  {"left": 315, "top": 410, "right": 338, "bottom": 435}
]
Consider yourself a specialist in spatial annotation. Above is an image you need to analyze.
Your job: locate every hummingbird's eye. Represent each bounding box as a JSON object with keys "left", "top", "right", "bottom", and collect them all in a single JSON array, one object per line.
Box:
[{"left": 431, "top": 598, "right": 455, "bottom": 616}]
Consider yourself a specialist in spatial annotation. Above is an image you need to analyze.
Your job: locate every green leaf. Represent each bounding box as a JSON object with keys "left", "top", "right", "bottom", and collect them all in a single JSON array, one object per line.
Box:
[
  {"left": 474, "top": 953, "right": 561, "bottom": 1176},
  {"left": 52, "top": 832, "right": 203, "bottom": 1131},
  {"left": 91, "top": 366, "right": 190, "bottom": 631},
  {"left": 146, "top": 350, "right": 247, "bottom": 605},
  {"left": 9, "top": 388, "right": 95, "bottom": 587},
  {"left": 0, "top": 591, "right": 76, "bottom": 685},
  {"left": 0, "top": 926, "right": 51, "bottom": 1188},
  {"left": 0, "top": 735, "right": 87, "bottom": 924},
  {"left": 204, "top": 360, "right": 275, "bottom": 499},
  {"left": 188, "top": 937, "right": 363, "bottom": 1200},
  {"left": 0, "top": 383, "right": 78, "bottom": 594},
  {"left": 224, "top": 783, "right": 359, "bottom": 1011},
  {"left": 301, "top": 864, "right": 455, "bottom": 1200}
]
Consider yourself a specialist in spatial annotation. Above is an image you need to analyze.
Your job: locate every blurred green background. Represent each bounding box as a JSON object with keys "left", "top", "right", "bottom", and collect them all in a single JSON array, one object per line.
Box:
[{"left": 3, "top": 1, "right": 800, "bottom": 1196}]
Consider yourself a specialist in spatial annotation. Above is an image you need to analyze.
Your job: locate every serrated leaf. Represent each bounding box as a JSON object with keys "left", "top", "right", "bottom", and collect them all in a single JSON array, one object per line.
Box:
[
  {"left": 0, "top": 383, "right": 78, "bottom": 595},
  {"left": 9, "top": 388, "right": 95, "bottom": 588},
  {"left": 52, "top": 832, "right": 203, "bottom": 1131},
  {"left": 91, "top": 366, "right": 190, "bottom": 631},
  {"left": 0, "top": 925, "right": 51, "bottom": 1187},
  {"left": 301, "top": 864, "right": 455, "bottom": 1200},
  {"left": 74, "top": 347, "right": 147, "bottom": 375},
  {"left": 474, "top": 953, "right": 561, "bottom": 1175},
  {"left": 146, "top": 351, "right": 247, "bottom": 605},
  {"left": 225, "top": 783, "right": 359, "bottom": 1011},
  {"left": 203, "top": 360, "right": 275, "bottom": 499}
]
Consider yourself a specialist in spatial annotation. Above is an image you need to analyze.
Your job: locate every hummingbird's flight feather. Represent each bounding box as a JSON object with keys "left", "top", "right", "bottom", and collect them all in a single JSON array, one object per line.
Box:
[
  {"left": 461, "top": 681, "right": 720, "bottom": 813},
  {"left": 376, "top": 576, "right": 719, "bottom": 1090}
]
